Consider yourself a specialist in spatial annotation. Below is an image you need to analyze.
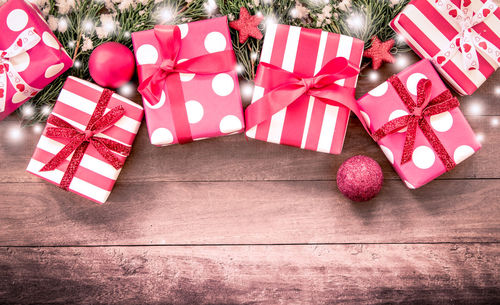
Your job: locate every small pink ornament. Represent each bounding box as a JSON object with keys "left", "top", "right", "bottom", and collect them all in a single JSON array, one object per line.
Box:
[
  {"left": 336, "top": 155, "right": 384, "bottom": 202},
  {"left": 88, "top": 42, "right": 135, "bottom": 89}
]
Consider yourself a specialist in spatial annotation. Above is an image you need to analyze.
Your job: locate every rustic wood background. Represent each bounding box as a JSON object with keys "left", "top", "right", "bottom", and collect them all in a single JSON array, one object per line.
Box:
[{"left": 0, "top": 52, "right": 499, "bottom": 304}]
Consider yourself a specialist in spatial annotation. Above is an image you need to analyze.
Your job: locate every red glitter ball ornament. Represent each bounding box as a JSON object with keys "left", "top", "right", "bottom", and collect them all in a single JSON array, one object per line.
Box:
[{"left": 336, "top": 155, "right": 383, "bottom": 202}]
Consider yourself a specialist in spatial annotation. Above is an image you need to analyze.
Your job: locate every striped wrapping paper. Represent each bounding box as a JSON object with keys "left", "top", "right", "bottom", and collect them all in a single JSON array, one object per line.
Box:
[
  {"left": 26, "top": 77, "right": 143, "bottom": 204},
  {"left": 245, "top": 24, "right": 364, "bottom": 154},
  {"left": 391, "top": 0, "right": 500, "bottom": 95}
]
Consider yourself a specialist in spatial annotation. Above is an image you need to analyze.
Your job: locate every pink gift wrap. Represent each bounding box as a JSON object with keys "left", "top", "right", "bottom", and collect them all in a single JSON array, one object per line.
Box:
[
  {"left": 131, "top": 17, "right": 244, "bottom": 146},
  {"left": 26, "top": 77, "right": 144, "bottom": 204},
  {"left": 391, "top": 0, "right": 500, "bottom": 95},
  {"left": 245, "top": 24, "right": 364, "bottom": 154},
  {"left": 357, "top": 60, "right": 481, "bottom": 189},
  {"left": 0, "top": 0, "right": 72, "bottom": 120}
]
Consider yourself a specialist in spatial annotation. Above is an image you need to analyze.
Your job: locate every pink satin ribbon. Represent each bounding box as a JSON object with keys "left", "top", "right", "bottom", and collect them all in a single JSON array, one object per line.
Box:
[
  {"left": 138, "top": 25, "right": 237, "bottom": 144},
  {"left": 40, "top": 89, "right": 131, "bottom": 191},
  {"left": 245, "top": 57, "right": 367, "bottom": 132}
]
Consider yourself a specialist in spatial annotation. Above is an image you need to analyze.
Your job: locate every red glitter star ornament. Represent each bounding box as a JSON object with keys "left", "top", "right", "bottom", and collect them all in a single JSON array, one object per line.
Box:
[
  {"left": 363, "top": 36, "right": 395, "bottom": 70},
  {"left": 229, "top": 7, "right": 263, "bottom": 44}
]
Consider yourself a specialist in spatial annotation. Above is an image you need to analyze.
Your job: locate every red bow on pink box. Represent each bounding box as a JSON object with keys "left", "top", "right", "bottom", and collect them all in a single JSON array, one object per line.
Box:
[
  {"left": 372, "top": 76, "right": 460, "bottom": 171},
  {"left": 138, "top": 25, "right": 237, "bottom": 144}
]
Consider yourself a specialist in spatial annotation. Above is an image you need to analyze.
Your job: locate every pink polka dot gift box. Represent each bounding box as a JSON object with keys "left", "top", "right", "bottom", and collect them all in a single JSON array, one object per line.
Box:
[
  {"left": 131, "top": 17, "right": 244, "bottom": 146},
  {"left": 390, "top": 0, "right": 500, "bottom": 96},
  {"left": 356, "top": 59, "right": 481, "bottom": 189},
  {"left": 0, "top": 0, "right": 72, "bottom": 120},
  {"left": 244, "top": 24, "right": 364, "bottom": 154},
  {"left": 26, "top": 77, "right": 144, "bottom": 204}
]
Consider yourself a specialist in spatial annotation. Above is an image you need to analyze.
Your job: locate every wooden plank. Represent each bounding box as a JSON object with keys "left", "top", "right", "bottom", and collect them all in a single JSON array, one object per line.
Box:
[
  {"left": 0, "top": 115, "right": 498, "bottom": 183},
  {"left": 0, "top": 244, "right": 498, "bottom": 304},
  {"left": 0, "top": 180, "right": 498, "bottom": 246}
]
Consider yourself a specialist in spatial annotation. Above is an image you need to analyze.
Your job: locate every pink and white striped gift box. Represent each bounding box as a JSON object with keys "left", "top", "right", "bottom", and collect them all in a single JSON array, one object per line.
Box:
[
  {"left": 26, "top": 77, "right": 143, "bottom": 204},
  {"left": 391, "top": 0, "right": 500, "bottom": 95},
  {"left": 246, "top": 24, "right": 364, "bottom": 154}
]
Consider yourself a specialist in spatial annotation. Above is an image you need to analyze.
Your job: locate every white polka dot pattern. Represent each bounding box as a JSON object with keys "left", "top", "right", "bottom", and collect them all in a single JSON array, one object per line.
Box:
[
  {"left": 406, "top": 73, "right": 427, "bottom": 95},
  {"left": 368, "top": 81, "right": 389, "bottom": 97},
  {"left": 185, "top": 100, "right": 204, "bottom": 124},
  {"left": 143, "top": 92, "right": 166, "bottom": 110},
  {"left": 220, "top": 115, "right": 243, "bottom": 134},
  {"left": 430, "top": 111, "right": 453, "bottom": 132},
  {"left": 151, "top": 128, "right": 174, "bottom": 145},
  {"left": 380, "top": 145, "right": 394, "bottom": 164},
  {"left": 412, "top": 146, "right": 435, "bottom": 169},
  {"left": 6, "top": 9, "right": 28, "bottom": 31},
  {"left": 388, "top": 109, "right": 409, "bottom": 133},
  {"left": 177, "top": 24, "right": 188, "bottom": 39},
  {"left": 360, "top": 111, "right": 370, "bottom": 128},
  {"left": 10, "top": 52, "right": 30, "bottom": 72},
  {"left": 136, "top": 44, "right": 158, "bottom": 65},
  {"left": 44, "top": 63, "right": 65, "bottom": 78},
  {"left": 453, "top": 145, "right": 475, "bottom": 164},
  {"left": 212, "top": 73, "right": 234, "bottom": 96},
  {"left": 42, "top": 32, "right": 60, "bottom": 50},
  {"left": 204, "top": 32, "right": 226, "bottom": 53}
]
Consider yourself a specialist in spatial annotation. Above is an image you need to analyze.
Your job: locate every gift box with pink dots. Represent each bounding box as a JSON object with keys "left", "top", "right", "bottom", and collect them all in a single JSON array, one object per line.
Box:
[
  {"left": 131, "top": 16, "right": 244, "bottom": 146},
  {"left": 0, "top": 0, "right": 72, "bottom": 120},
  {"left": 391, "top": 0, "right": 500, "bottom": 95},
  {"left": 356, "top": 59, "right": 481, "bottom": 189}
]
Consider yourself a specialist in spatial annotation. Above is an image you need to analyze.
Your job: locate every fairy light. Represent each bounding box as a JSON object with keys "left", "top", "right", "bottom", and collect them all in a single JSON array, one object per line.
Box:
[
  {"left": 157, "top": 6, "right": 174, "bottom": 23},
  {"left": 396, "top": 34, "right": 406, "bottom": 44},
  {"left": 241, "top": 82, "right": 254, "bottom": 99},
  {"left": 347, "top": 13, "right": 364, "bottom": 30},
  {"left": 7, "top": 125, "right": 23, "bottom": 142},
  {"left": 396, "top": 55, "right": 408, "bottom": 68},
  {"left": 33, "top": 124, "right": 42, "bottom": 134},
  {"left": 265, "top": 14, "right": 278, "bottom": 28},
  {"left": 476, "top": 133, "right": 485, "bottom": 143},
  {"left": 83, "top": 19, "right": 94, "bottom": 33},
  {"left": 118, "top": 83, "right": 136, "bottom": 98},
  {"left": 74, "top": 60, "right": 82, "bottom": 69},
  {"left": 495, "top": 86, "right": 500, "bottom": 96},
  {"left": 468, "top": 101, "right": 482, "bottom": 115},
  {"left": 102, "top": 18, "right": 116, "bottom": 33},
  {"left": 491, "top": 117, "right": 499, "bottom": 127},
  {"left": 250, "top": 52, "right": 258, "bottom": 61},
  {"left": 368, "top": 71, "right": 379, "bottom": 82},
  {"left": 41, "top": 105, "right": 52, "bottom": 116},
  {"left": 21, "top": 105, "right": 34, "bottom": 118},
  {"left": 235, "top": 64, "right": 245, "bottom": 74},
  {"left": 68, "top": 40, "right": 76, "bottom": 48}
]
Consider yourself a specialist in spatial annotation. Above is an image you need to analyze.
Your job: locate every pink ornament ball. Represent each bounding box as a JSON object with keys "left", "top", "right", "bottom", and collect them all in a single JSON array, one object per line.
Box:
[
  {"left": 88, "top": 42, "right": 135, "bottom": 89},
  {"left": 336, "top": 155, "right": 383, "bottom": 202}
]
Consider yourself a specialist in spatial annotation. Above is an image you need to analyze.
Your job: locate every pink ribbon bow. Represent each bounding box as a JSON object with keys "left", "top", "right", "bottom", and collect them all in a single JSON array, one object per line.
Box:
[
  {"left": 372, "top": 76, "right": 460, "bottom": 171},
  {"left": 245, "top": 57, "right": 363, "bottom": 131},
  {"left": 432, "top": 0, "right": 500, "bottom": 70},
  {"left": 138, "top": 25, "right": 237, "bottom": 144},
  {"left": 40, "top": 89, "right": 131, "bottom": 191},
  {"left": 0, "top": 27, "right": 41, "bottom": 113}
]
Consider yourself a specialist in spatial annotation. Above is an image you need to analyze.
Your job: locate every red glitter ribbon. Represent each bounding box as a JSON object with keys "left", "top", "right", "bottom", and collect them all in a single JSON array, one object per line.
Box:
[
  {"left": 138, "top": 25, "right": 237, "bottom": 144},
  {"left": 372, "top": 76, "right": 460, "bottom": 171},
  {"left": 245, "top": 57, "right": 363, "bottom": 131},
  {"left": 39, "top": 89, "right": 131, "bottom": 190}
]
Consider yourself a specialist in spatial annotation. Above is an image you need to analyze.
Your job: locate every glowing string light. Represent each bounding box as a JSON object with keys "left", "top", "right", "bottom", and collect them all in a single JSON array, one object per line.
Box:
[
  {"left": 41, "top": 105, "right": 52, "bottom": 116},
  {"left": 241, "top": 82, "right": 254, "bottom": 100},
  {"left": 33, "top": 124, "right": 42, "bottom": 134},
  {"left": 7, "top": 125, "right": 23, "bottom": 143},
  {"left": 235, "top": 64, "right": 245, "bottom": 74},
  {"left": 82, "top": 19, "right": 94, "bottom": 33},
  {"left": 491, "top": 117, "right": 499, "bottom": 127},
  {"left": 21, "top": 105, "right": 34, "bottom": 118},
  {"left": 347, "top": 13, "right": 364, "bottom": 30},
  {"left": 468, "top": 101, "right": 483, "bottom": 115},
  {"left": 368, "top": 71, "right": 379, "bottom": 82},
  {"left": 118, "top": 83, "right": 136, "bottom": 98}
]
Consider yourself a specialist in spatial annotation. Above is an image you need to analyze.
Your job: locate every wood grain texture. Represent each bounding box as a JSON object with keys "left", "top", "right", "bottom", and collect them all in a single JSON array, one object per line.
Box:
[
  {"left": 1, "top": 180, "right": 498, "bottom": 245},
  {"left": 0, "top": 244, "right": 499, "bottom": 304},
  {"left": 1, "top": 115, "right": 498, "bottom": 183}
]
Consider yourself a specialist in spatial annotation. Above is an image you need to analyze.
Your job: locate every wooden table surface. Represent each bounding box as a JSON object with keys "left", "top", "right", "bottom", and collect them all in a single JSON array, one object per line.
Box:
[{"left": 0, "top": 52, "right": 499, "bottom": 304}]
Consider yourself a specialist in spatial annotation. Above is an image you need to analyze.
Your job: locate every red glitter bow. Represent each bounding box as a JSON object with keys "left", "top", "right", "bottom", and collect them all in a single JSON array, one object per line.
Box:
[
  {"left": 372, "top": 76, "right": 460, "bottom": 171},
  {"left": 245, "top": 57, "right": 361, "bottom": 130},
  {"left": 40, "top": 89, "right": 131, "bottom": 190},
  {"left": 138, "top": 25, "right": 237, "bottom": 144}
]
